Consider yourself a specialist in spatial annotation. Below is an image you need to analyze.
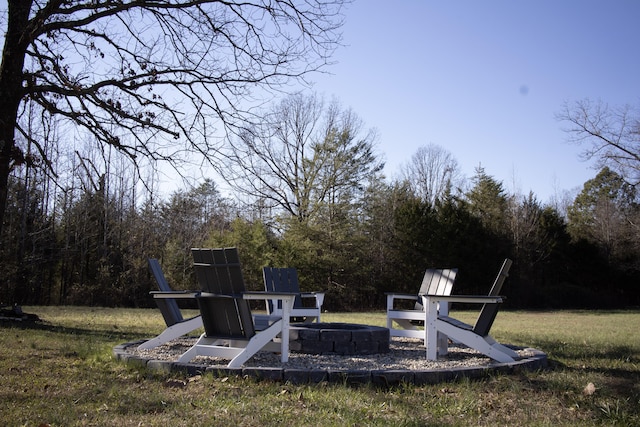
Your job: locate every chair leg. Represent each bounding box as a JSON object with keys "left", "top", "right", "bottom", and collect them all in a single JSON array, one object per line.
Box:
[
  {"left": 483, "top": 336, "right": 520, "bottom": 360},
  {"left": 137, "top": 316, "right": 203, "bottom": 351},
  {"left": 435, "top": 321, "right": 518, "bottom": 363},
  {"left": 177, "top": 333, "right": 208, "bottom": 363},
  {"left": 176, "top": 319, "right": 289, "bottom": 368},
  {"left": 227, "top": 319, "right": 285, "bottom": 367}
]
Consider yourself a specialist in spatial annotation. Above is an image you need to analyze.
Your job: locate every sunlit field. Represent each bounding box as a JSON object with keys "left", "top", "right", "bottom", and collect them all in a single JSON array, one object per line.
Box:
[{"left": 1, "top": 307, "right": 638, "bottom": 426}]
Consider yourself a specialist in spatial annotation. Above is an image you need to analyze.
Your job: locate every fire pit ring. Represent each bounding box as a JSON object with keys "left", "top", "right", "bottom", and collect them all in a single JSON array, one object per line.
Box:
[{"left": 288, "top": 322, "right": 390, "bottom": 355}]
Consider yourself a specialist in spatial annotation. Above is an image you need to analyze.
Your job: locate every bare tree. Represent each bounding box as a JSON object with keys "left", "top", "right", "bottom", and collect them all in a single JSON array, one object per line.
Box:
[
  {"left": 558, "top": 99, "right": 640, "bottom": 187},
  {"left": 224, "top": 92, "right": 382, "bottom": 223},
  {"left": 0, "top": 0, "right": 347, "bottom": 233},
  {"left": 400, "top": 144, "right": 462, "bottom": 205}
]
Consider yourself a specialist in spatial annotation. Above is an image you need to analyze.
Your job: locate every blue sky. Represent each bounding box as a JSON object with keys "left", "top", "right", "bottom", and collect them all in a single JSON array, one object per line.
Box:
[{"left": 306, "top": 0, "right": 640, "bottom": 203}]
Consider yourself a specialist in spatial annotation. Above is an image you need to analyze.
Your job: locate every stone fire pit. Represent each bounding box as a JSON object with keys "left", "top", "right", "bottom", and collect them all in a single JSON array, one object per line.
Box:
[{"left": 289, "top": 322, "right": 390, "bottom": 355}]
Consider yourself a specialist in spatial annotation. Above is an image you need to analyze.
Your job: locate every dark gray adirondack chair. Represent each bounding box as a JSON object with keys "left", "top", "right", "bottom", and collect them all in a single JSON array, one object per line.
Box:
[
  {"left": 263, "top": 267, "right": 324, "bottom": 323},
  {"left": 137, "top": 259, "right": 203, "bottom": 351},
  {"left": 177, "top": 248, "right": 295, "bottom": 367},
  {"left": 386, "top": 268, "right": 458, "bottom": 347},
  {"left": 422, "top": 258, "right": 519, "bottom": 363}
]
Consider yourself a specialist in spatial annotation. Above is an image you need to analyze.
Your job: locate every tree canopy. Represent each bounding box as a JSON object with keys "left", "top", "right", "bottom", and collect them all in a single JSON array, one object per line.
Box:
[
  {"left": 568, "top": 167, "right": 637, "bottom": 261},
  {"left": 224, "top": 92, "right": 382, "bottom": 223},
  {"left": 0, "top": 0, "right": 348, "bottom": 233}
]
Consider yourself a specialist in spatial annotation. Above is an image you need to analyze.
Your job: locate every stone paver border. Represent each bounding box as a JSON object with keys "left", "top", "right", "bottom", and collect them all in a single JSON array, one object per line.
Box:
[{"left": 113, "top": 340, "right": 548, "bottom": 385}]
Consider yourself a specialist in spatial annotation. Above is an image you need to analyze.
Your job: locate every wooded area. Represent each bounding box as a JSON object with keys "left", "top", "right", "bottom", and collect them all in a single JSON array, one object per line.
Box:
[
  {"left": 2, "top": 129, "right": 639, "bottom": 310},
  {"left": 2, "top": 2, "right": 639, "bottom": 311}
]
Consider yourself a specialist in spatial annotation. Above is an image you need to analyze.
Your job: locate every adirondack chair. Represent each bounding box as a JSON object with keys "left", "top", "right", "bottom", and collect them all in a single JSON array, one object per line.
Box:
[
  {"left": 263, "top": 267, "right": 324, "bottom": 323},
  {"left": 422, "top": 258, "right": 519, "bottom": 363},
  {"left": 177, "top": 248, "right": 295, "bottom": 367},
  {"left": 386, "top": 268, "right": 458, "bottom": 349},
  {"left": 137, "top": 259, "right": 203, "bottom": 351}
]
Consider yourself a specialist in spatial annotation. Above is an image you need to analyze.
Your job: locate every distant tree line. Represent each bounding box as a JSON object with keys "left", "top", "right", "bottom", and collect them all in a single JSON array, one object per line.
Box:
[
  {"left": 2, "top": 94, "right": 639, "bottom": 310},
  {"left": 3, "top": 3, "right": 638, "bottom": 311}
]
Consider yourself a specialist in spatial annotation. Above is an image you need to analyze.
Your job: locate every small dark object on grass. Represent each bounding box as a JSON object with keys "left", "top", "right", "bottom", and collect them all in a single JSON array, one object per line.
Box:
[{"left": 0, "top": 304, "right": 41, "bottom": 322}]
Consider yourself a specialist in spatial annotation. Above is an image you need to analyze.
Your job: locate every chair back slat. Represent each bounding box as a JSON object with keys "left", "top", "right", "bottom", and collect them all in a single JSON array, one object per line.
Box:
[
  {"left": 415, "top": 268, "right": 458, "bottom": 310},
  {"left": 263, "top": 267, "right": 303, "bottom": 310},
  {"left": 473, "top": 259, "right": 513, "bottom": 336},
  {"left": 148, "top": 258, "right": 183, "bottom": 326},
  {"left": 192, "top": 248, "right": 245, "bottom": 294},
  {"left": 196, "top": 294, "right": 255, "bottom": 339}
]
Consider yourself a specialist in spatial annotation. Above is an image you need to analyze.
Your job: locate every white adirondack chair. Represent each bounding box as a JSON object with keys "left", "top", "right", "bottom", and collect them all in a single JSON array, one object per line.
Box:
[{"left": 422, "top": 259, "right": 519, "bottom": 363}]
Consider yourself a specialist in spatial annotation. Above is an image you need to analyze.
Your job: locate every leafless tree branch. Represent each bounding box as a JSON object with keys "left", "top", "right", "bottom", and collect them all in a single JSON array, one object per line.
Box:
[
  {"left": 0, "top": 0, "right": 348, "bottom": 229},
  {"left": 557, "top": 99, "right": 640, "bottom": 186}
]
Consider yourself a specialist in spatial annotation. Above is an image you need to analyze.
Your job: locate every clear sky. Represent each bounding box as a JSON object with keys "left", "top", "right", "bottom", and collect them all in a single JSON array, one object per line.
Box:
[{"left": 305, "top": 0, "right": 640, "bottom": 203}]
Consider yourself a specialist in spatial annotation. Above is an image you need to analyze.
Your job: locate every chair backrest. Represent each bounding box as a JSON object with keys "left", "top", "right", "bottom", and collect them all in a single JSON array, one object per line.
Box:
[
  {"left": 148, "top": 258, "right": 183, "bottom": 326},
  {"left": 263, "top": 267, "right": 303, "bottom": 310},
  {"left": 415, "top": 268, "right": 458, "bottom": 310},
  {"left": 191, "top": 248, "right": 255, "bottom": 339},
  {"left": 191, "top": 248, "right": 246, "bottom": 294},
  {"left": 473, "top": 258, "right": 513, "bottom": 336},
  {"left": 196, "top": 293, "right": 256, "bottom": 339}
]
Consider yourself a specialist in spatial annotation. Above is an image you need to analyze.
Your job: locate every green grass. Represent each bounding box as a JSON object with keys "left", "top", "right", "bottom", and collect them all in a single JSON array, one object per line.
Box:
[{"left": 1, "top": 307, "right": 639, "bottom": 426}]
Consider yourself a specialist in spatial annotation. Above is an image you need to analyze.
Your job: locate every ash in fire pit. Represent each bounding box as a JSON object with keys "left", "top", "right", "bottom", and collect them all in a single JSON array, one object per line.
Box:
[{"left": 289, "top": 322, "right": 390, "bottom": 355}]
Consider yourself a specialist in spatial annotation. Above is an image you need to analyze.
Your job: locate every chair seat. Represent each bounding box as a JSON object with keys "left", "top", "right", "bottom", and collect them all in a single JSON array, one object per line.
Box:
[{"left": 437, "top": 315, "right": 472, "bottom": 331}]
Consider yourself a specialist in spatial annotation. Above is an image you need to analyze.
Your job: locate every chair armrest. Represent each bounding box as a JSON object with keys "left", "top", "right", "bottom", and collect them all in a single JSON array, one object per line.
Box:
[
  {"left": 195, "top": 292, "right": 241, "bottom": 299},
  {"left": 242, "top": 291, "right": 297, "bottom": 302},
  {"left": 299, "top": 292, "right": 325, "bottom": 308},
  {"left": 243, "top": 292, "right": 297, "bottom": 322},
  {"left": 242, "top": 292, "right": 297, "bottom": 310},
  {"left": 385, "top": 292, "right": 419, "bottom": 300},
  {"left": 421, "top": 294, "right": 504, "bottom": 304},
  {"left": 385, "top": 292, "right": 420, "bottom": 311},
  {"left": 151, "top": 291, "right": 199, "bottom": 299},
  {"left": 196, "top": 291, "right": 298, "bottom": 316},
  {"left": 195, "top": 291, "right": 297, "bottom": 302},
  {"left": 299, "top": 292, "right": 323, "bottom": 297}
]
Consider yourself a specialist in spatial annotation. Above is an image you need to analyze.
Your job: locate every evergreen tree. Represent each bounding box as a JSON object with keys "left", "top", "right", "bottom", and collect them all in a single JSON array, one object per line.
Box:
[
  {"left": 567, "top": 167, "right": 637, "bottom": 261},
  {"left": 466, "top": 166, "right": 509, "bottom": 235}
]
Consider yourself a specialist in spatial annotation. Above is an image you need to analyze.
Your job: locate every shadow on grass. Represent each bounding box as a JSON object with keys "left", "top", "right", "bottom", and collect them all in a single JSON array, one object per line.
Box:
[
  {"left": 0, "top": 317, "right": 146, "bottom": 343},
  {"left": 535, "top": 337, "right": 639, "bottom": 364},
  {"left": 531, "top": 337, "right": 640, "bottom": 396}
]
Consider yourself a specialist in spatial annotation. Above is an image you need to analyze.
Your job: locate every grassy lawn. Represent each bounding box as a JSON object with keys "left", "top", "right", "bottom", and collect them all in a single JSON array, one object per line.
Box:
[{"left": 1, "top": 307, "right": 638, "bottom": 426}]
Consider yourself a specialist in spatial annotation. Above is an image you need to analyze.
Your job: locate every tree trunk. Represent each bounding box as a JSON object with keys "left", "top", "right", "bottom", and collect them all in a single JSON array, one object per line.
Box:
[
  {"left": 0, "top": 0, "right": 32, "bottom": 304},
  {"left": 0, "top": 0, "right": 32, "bottom": 235}
]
